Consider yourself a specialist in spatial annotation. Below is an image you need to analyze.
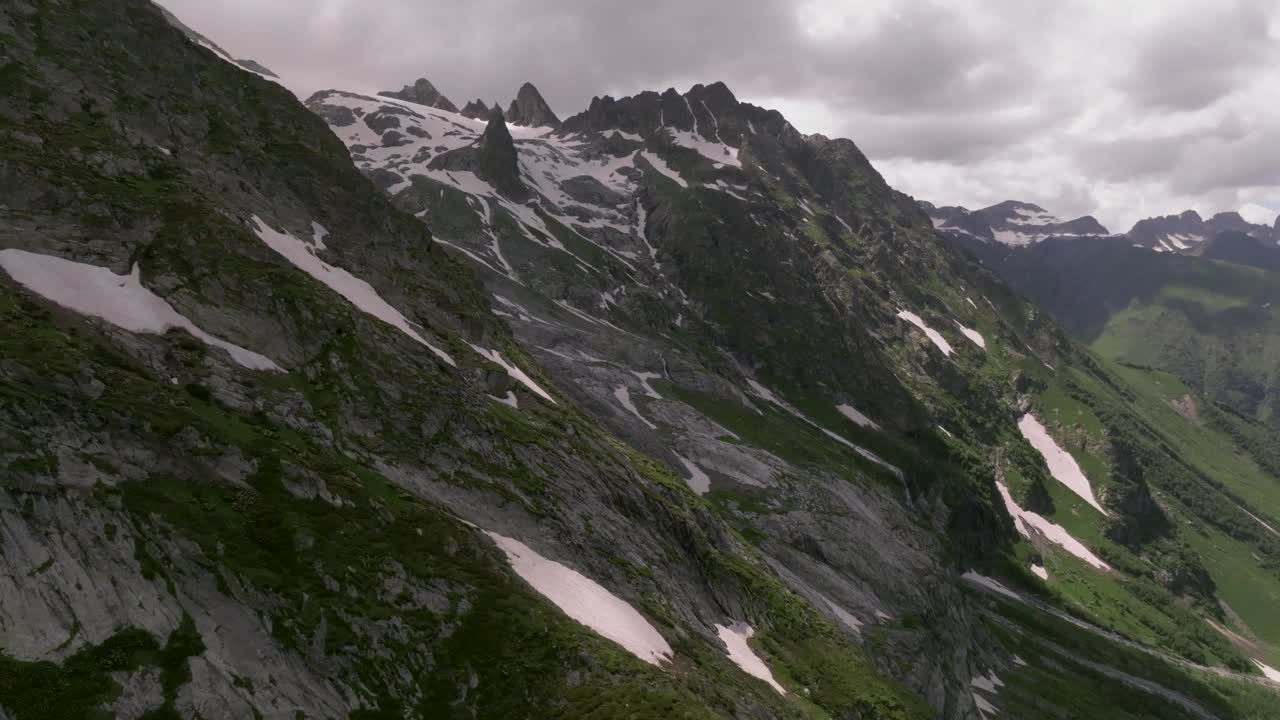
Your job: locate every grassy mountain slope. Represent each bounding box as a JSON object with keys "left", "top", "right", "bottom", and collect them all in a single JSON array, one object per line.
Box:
[
  {"left": 307, "top": 40, "right": 1280, "bottom": 720},
  {"left": 0, "top": 2, "right": 934, "bottom": 718},
  {"left": 0, "top": 1, "right": 1277, "bottom": 718},
  {"left": 954, "top": 235, "right": 1280, "bottom": 425}
]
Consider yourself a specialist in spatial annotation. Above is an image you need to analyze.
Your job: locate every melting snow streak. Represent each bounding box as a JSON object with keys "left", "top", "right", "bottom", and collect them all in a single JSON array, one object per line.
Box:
[
  {"left": 0, "top": 249, "right": 279, "bottom": 372},
  {"left": 715, "top": 623, "right": 785, "bottom": 694},
  {"left": 897, "top": 310, "right": 953, "bottom": 355},
  {"left": 1017, "top": 414, "right": 1107, "bottom": 514},
  {"left": 251, "top": 216, "right": 455, "bottom": 367},
  {"left": 486, "top": 532, "right": 672, "bottom": 665}
]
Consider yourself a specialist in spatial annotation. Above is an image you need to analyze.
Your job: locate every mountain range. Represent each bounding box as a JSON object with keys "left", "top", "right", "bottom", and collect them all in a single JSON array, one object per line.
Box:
[
  {"left": 2, "top": 2, "right": 1279, "bottom": 719},
  {"left": 926, "top": 200, "right": 1279, "bottom": 259}
]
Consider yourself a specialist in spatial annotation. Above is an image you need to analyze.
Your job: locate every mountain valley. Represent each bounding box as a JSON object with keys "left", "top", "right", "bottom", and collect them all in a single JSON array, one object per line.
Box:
[{"left": 1, "top": 2, "right": 1279, "bottom": 719}]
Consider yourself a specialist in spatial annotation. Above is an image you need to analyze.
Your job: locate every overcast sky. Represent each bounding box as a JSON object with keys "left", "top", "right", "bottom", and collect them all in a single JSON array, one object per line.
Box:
[{"left": 161, "top": 0, "right": 1280, "bottom": 232}]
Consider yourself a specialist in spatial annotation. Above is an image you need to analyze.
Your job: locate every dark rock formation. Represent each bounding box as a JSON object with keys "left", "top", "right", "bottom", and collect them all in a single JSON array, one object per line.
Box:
[{"left": 379, "top": 77, "right": 459, "bottom": 113}]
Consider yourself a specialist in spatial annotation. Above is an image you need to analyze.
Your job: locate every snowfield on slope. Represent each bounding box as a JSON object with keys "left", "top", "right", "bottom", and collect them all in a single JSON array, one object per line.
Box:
[
  {"left": 715, "top": 623, "right": 786, "bottom": 694},
  {"left": 1017, "top": 414, "right": 1107, "bottom": 514},
  {"left": 836, "top": 403, "right": 880, "bottom": 430},
  {"left": 1253, "top": 660, "right": 1280, "bottom": 682},
  {"left": 639, "top": 151, "right": 689, "bottom": 187},
  {"left": 0, "top": 249, "right": 280, "bottom": 372},
  {"left": 250, "top": 216, "right": 456, "bottom": 367},
  {"left": 471, "top": 345, "right": 557, "bottom": 403},
  {"left": 613, "top": 384, "right": 656, "bottom": 429},
  {"left": 954, "top": 320, "right": 986, "bottom": 349},
  {"left": 674, "top": 453, "right": 711, "bottom": 495},
  {"left": 897, "top": 310, "right": 953, "bottom": 355},
  {"left": 997, "top": 481, "right": 1111, "bottom": 570},
  {"left": 486, "top": 531, "right": 672, "bottom": 666}
]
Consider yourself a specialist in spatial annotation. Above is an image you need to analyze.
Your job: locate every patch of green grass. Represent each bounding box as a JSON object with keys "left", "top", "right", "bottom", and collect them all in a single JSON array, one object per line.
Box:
[
  {"left": 1183, "top": 528, "right": 1280, "bottom": 665},
  {"left": 1158, "top": 285, "right": 1253, "bottom": 313},
  {"left": 978, "top": 588, "right": 1251, "bottom": 720}
]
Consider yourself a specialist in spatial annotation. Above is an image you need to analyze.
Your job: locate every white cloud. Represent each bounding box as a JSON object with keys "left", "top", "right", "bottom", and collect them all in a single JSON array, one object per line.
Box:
[{"left": 1239, "top": 202, "right": 1279, "bottom": 226}]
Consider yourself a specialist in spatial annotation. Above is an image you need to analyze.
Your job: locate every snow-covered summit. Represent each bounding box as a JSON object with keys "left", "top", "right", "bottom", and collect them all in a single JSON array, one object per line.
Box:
[{"left": 923, "top": 199, "right": 1109, "bottom": 246}]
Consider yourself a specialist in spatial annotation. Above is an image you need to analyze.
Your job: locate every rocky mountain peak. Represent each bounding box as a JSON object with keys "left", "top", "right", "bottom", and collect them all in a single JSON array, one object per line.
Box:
[
  {"left": 460, "top": 98, "right": 491, "bottom": 120},
  {"left": 1128, "top": 208, "right": 1277, "bottom": 254},
  {"left": 926, "top": 199, "right": 1108, "bottom": 245},
  {"left": 474, "top": 107, "right": 525, "bottom": 196},
  {"left": 378, "top": 77, "right": 459, "bottom": 113},
  {"left": 504, "top": 82, "right": 560, "bottom": 127},
  {"left": 424, "top": 106, "right": 525, "bottom": 198}
]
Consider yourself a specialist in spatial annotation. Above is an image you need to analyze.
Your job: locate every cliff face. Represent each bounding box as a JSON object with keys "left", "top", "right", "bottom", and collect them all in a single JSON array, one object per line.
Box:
[{"left": 4, "top": 1, "right": 1277, "bottom": 718}]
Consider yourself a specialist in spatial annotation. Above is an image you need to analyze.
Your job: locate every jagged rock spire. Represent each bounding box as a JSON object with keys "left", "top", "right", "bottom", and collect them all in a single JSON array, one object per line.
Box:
[
  {"left": 378, "top": 78, "right": 458, "bottom": 113},
  {"left": 476, "top": 107, "right": 523, "bottom": 195},
  {"left": 504, "top": 82, "right": 560, "bottom": 127},
  {"left": 460, "top": 99, "right": 490, "bottom": 120}
]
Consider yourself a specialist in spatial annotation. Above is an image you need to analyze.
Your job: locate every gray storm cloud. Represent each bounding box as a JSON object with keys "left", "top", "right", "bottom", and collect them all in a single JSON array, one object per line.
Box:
[{"left": 159, "top": 0, "right": 1280, "bottom": 231}]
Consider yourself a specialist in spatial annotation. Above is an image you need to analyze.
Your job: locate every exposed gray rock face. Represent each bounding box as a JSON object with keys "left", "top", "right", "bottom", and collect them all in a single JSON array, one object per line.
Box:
[
  {"left": 378, "top": 77, "right": 459, "bottom": 112},
  {"left": 306, "top": 82, "right": 1030, "bottom": 717},
  {"left": 107, "top": 668, "right": 164, "bottom": 720},
  {"left": 11, "top": 0, "right": 1267, "bottom": 715},
  {"left": 459, "top": 99, "right": 491, "bottom": 120},
  {"left": 504, "top": 82, "right": 560, "bottom": 127},
  {"left": 1128, "top": 208, "right": 1278, "bottom": 254},
  {"left": 427, "top": 107, "right": 526, "bottom": 198},
  {"left": 155, "top": 4, "right": 278, "bottom": 77}
]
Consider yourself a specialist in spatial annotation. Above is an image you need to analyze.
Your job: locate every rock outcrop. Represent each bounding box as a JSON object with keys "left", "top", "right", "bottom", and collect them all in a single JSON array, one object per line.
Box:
[
  {"left": 503, "top": 82, "right": 560, "bottom": 127},
  {"left": 378, "top": 77, "right": 459, "bottom": 112}
]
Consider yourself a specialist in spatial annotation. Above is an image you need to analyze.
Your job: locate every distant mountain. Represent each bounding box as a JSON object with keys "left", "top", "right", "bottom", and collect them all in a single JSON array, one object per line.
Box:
[
  {"left": 945, "top": 233, "right": 1280, "bottom": 425},
  {"left": 1199, "top": 231, "right": 1280, "bottom": 272},
  {"left": 378, "top": 77, "right": 459, "bottom": 113},
  {"left": 1128, "top": 209, "right": 1278, "bottom": 254},
  {"left": 922, "top": 199, "right": 1110, "bottom": 245},
  {"left": 503, "top": 82, "right": 561, "bottom": 127}
]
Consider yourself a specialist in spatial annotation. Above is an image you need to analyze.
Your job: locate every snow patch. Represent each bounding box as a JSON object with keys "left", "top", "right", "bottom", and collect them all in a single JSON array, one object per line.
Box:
[
  {"left": 818, "top": 593, "right": 863, "bottom": 633},
  {"left": 715, "top": 623, "right": 785, "bottom": 694},
  {"left": 632, "top": 371, "right": 664, "bottom": 399},
  {"left": 897, "top": 310, "right": 953, "bottom": 356},
  {"left": 961, "top": 571, "right": 1020, "bottom": 600},
  {"left": 970, "top": 673, "right": 1003, "bottom": 693},
  {"left": 485, "top": 531, "right": 672, "bottom": 666},
  {"left": 0, "top": 249, "right": 279, "bottom": 372},
  {"left": 250, "top": 216, "right": 456, "bottom": 367},
  {"left": 674, "top": 453, "right": 711, "bottom": 495},
  {"left": 997, "top": 481, "right": 1111, "bottom": 570},
  {"left": 1030, "top": 564, "right": 1049, "bottom": 580},
  {"left": 488, "top": 391, "right": 519, "bottom": 408},
  {"left": 1017, "top": 414, "right": 1107, "bottom": 515},
  {"left": 613, "top": 385, "right": 656, "bottom": 429},
  {"left": 1253, "top": 660, "right": 1280, "bottom": 682},
  {"left": 1009, "top": 207, "right": 1059, "bottom": 226},
  {"left": 639, "top": 151, "right": 689, "bottom": 188},
  {"left": 836, "top": 403, "right": 880, "bottom": 430},
  {"left": 973, "top": 692, "right": 999, "bottom": 718},
  {"left": 749, "top": 381, "right": 900, "bottom": 475},
  {"left": 746, "top": 379, "right": 784, "bottom": 405},
  {"left": 470, "top": 345, "right": 556, "bottom": 404},
  {"left": 954, "top": 321, "right": 986, "bottom": 349}
]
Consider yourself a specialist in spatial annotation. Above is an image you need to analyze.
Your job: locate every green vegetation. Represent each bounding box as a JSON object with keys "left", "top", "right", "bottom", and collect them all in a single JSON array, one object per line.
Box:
[{"left": 0, "top": 615, "right": 203, "bottom": 720}]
